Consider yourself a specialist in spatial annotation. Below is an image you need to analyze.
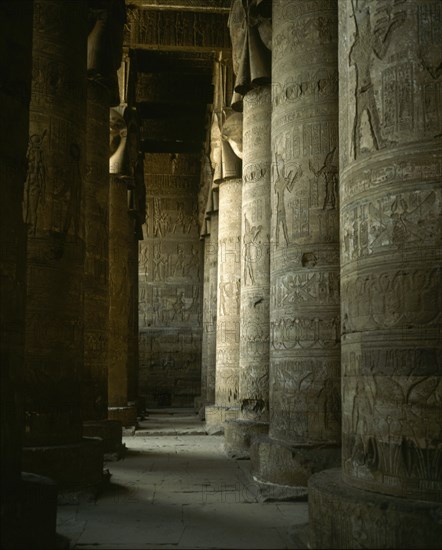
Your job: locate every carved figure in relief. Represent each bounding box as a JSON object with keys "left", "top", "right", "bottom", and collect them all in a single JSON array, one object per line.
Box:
[
  {"left": 349, "top": 0, "right": 405, "bottom": 158},
  {"left": 368, "top": 191, "right": 437, "bottom": 252},
  {"left": 153, "top": 197, "right": 169, "bottom": 237},
  {"left": 53, "top": 142, "right": 82, "bottom": 237},
  {"left": 185, "top": 204, "right": 198, "bottom": 233},
  {"left": 23, "top": 131, "right": 47, "bottom": 233},
  {"left": 243, "top": 214, "right": 262, "bottom": 285},
  {"left": 274, "top": 152, "right": 302, "bottom": 246},
  {"left": 309, "top": 147, "right": 338, "bottom": 210},
  {"left": 172, "top": 203, "right": 186, "bottom": 233},
  {"left": 174, "top": 245, "right": 186, "bottom": 277},
  {"left": 171, "top": 291, "right": 186, "bottom": 322},
  {"left": 152, "top": 244, "right": 167, "bottom": 281}
]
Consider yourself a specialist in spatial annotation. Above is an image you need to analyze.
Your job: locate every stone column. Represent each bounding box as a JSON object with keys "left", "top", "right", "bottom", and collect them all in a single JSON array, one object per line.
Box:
[
  {"left": 250, "top": 0, "right": 341, "bottom": 491},
  {"left": 127, "top": 218, "right": 140, "bottom": 412},
  {"left": 108, "top": 170, "right": 137, "bottom": 427},
  {"left": 21, "top": 0, "right": 103, "bottom": 498},
  {"left": 82, "top": 0, "right": 125, "bottom": 454},
  {"left": 225, "top": 85, "right": 271, "bottom": 457},
  {"left": 1, "top": 2, "right": 57, "bottom": 548},
  {"left": 205, "top": 178, "right": 242, "bottom": 433},
  {"left": 83, "top": 78, "right": 110, "bottom": 425},
  {"left": 82, "top": 80, "right": 123, "bottom": 453},
  {"left": 205, "top": 209, "right": 219, "bottom": 409},
  {"left": 309, "top": 2, "right": 442, "bottom": 548},
  {"left": 200, "top": 231, "right": 210, "bottom": 413}
]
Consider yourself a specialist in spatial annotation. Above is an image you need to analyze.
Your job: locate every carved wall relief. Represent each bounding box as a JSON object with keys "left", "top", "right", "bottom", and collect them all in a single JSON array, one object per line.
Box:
[{"left": 138, "top": 153, "right": 203, "bottom": 408}]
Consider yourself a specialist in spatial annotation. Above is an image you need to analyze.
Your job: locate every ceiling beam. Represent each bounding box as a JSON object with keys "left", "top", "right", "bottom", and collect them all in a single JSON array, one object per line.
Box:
[{"left": 126, "top": 0, "right": 231, "bottom": 13}]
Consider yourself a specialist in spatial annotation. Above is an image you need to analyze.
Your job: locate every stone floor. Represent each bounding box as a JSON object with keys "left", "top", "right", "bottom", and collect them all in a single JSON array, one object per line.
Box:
[{"left": 56, "top": 409, "right": 309, "bottom": 549}]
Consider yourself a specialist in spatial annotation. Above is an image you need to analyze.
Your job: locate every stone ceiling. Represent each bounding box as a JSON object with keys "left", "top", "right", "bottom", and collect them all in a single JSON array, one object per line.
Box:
[{"left": 124, "top": 0, "right": 231, "bottom": 154}]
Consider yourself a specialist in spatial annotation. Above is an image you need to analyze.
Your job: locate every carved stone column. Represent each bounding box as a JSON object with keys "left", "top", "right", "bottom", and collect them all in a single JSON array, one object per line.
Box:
[
  {"left": 108, "top": 171, "right": 137, "bottom": 427},
  {"left": 309, "top": 2, "right": 442, "bottom": 547},
  {"left": 108, "top": 107, "right": 137, "bottom": 427},
  {"left": 205, "top": 178, "right": 242, "bottom": 433},
  {"left": 82, "top": 0, "right": 125, "bottom": 453},
  {"left": 82, "top": 80, "right": 123, "bottom": 453},
  {"left": 1, "top": 2, "right": 57, "bottom": 548},
  {"left": 21, "top": 0, "right": 103, "bottom": 498},
  {"left": 225, "top": 85, "right": 271, "bottom": 457},
  {"left": 205, "top": 208, "right": 219, "bottom": 412},
  {"left": 250, "top": 0, "right": 341, "bottom": 491}
]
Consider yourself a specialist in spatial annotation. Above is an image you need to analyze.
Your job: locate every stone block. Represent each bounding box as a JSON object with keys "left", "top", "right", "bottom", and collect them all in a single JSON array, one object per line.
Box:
[
  {"left": 250, "top": 435, "right": 340, "bottom": 487},
  {"left": 309, "top": 468, "right": 442, "bottom": 549},
  {"left": 224, "top": 419, "right": 269, "bottom": 459}
]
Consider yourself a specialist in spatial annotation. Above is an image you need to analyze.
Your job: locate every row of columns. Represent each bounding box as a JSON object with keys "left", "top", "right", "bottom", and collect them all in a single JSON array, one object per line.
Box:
[
  {"left": 1, "top": 1, "right": 143, "bottom": 547},
  {"left": 202, "top": 0, "right": 441, "bottom": 548}
]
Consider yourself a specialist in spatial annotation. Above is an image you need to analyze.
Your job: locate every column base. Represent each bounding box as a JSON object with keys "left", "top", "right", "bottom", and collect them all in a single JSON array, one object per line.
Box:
[
  {"left": 1, "top": 473, "right": 57, "bottom": 550},
  {"left": 308, "top": 468, "right": 442, "bottom": 549},
  {"left": 250, "top": 434, "right": 340, "bottom": 487},
  {"left": 22, "top": 437, "right": 105, "bottom": 503},
  {"left": 205, "top": 405, "right": 240, "bottom": 434},
  {"left": 83, "top": 419, "right": 124, "bottom": 457},
  {"left": 108, "top": 405, "right": 138, "bottom": 428},
  {"left": 224, "top": 419, "right": 269, "bottom": 459}
]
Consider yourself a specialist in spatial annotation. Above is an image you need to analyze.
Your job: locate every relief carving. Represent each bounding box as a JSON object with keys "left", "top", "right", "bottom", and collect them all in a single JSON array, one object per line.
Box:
[
  {"left": 342, "top": 190, "right": 440, "bottom": 262},
  {"left": 309, "top": 147, "right": 339, "bottom": 210},
  {"left": 349, "top": 0, "right": 406, "bottom": 158},
  {"left": 342, "top": 267, "right": 441, "bottom": 332},
  {"left": 243, "top": 214, "right": 263, "bottom": 286},
  {"left": 23, "top": 131, "right": 47, "bottom": 233},
  {"left": 273, "top": 152, "right": 302, "bottom": 247}
]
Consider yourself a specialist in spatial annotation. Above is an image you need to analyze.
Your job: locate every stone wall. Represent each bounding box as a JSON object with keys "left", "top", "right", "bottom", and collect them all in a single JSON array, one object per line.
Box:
[{"left": 139, "top": 153, "right": 203, "bottom": 407}]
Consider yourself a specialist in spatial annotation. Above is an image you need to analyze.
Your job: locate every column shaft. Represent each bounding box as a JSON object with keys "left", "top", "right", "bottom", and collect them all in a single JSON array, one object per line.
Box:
[
  {"left": 205, "top": 212, "right": 219, "bottom": 407},
  {"left": 83, "top": 80, "right": 110, "bottom": 422},
  {"left": 22, "top": 0, "right": 103, "bottom": 495},
  {"left": 108, "top": 175, "right": 137, "bottom": 427},
  {"left": 251, "top": 0, "right": 341, "bottom": 487},
  {"left": 206, "top": 179, "right": 242, "bottom": 432},
  {"left": 309, "top": 1, "right": 442, "bottom": 547},
  {"left": 224, "top": 86, "right": 271, "bottom": 456}
]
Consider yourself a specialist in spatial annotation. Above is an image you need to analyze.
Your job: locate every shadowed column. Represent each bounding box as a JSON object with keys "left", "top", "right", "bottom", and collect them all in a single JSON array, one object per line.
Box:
[{"left": 22, "top": 0, "right": 104, "bottom": 500}]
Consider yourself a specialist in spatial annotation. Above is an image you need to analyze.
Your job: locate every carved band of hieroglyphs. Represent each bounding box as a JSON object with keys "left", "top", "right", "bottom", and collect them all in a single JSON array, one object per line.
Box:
[
  {"left": 272, "top": 70, "right": 338, "bottom": 107},
  {"left": 341, "top": 267, "right": 441, "bottom": 332},
  {"left": 271, "top": 270, "right": 340, "bottom": 308},
  {"left": 126, "top": 9, "right": 230, "bottom": 50},
  {"left": 340, "top": 157, "right": 442, "bottom": 200},
  {"left": 341, "top": 373, "right": 442, "bottom": 496},
  {"left": 270, "top": 358, "right": 341, "bottom": 435},
  {"left": 273, "top": 123, "right": 338, "bottom": 160},
  {"left": 341, "top": 189, "right": 441, "bottom": 264},
  {"left": 243, "top": 162, "right": 268, "bottom": 185},
  {"left": 273, "top": 11, "right": 337, "bottom": 64},
  {"left": 342, "top": 346, "right": 441, "bottom": 378},
  {"left": 270, "top": 316, "right": 340, "bottom": 349}
]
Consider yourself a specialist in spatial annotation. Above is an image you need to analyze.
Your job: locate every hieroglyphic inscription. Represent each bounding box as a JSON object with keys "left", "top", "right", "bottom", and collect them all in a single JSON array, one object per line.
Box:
[
  {"left": 349, "top": 0, "right": 406, "bottom": 158},
  {"left": 342, "top": 189, "right": 441, "bottom": 264},
  {"left": 138, "top": 154, "right": 203, "bottom": 407}
]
